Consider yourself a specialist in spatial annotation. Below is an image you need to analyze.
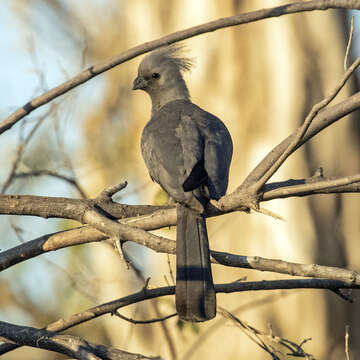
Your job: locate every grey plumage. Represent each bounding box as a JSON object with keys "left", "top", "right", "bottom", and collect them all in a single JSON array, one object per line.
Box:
[{"left": 133, "top": 45, "right": 233, "bottom": 321}]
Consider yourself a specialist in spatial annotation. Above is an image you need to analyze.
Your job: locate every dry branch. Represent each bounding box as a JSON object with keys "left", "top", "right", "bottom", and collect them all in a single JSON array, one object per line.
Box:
[
  {"left": 218, "top": 90, "right": 360, "bottom": 211},
  {"left": 249, "top": 53, "right": 360, "bottom": 195},
  {"left": 220, "top": 308, "right": 314, "bottom": 359},
  {"left": 2, "top": 223, "right": 360, "bottom": 293},
  {"left": 0, "top": 321, "right": 160, "bottom": 360},
  {"left": 0, "top": 279, "right": 356, "bottom": 356},
  {"left": 14, "top": 170, "right": 87, "bottom": 199}
]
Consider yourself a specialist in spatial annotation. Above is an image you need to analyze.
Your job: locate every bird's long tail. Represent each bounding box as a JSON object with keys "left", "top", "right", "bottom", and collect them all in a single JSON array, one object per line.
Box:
[{"left": 175, "top": 204, "right": 216, "bottom": 322}]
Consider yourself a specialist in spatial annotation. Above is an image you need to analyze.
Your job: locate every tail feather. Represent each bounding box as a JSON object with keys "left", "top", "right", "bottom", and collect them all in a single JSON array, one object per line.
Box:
[{"left": 176, "top": 204, "right": 216, "bottom": 321}]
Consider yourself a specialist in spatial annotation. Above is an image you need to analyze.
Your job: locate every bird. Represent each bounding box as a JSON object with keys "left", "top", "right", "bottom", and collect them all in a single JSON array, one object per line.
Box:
[{"left": 133, "top": 44, "right": 233, "bottom": 322}]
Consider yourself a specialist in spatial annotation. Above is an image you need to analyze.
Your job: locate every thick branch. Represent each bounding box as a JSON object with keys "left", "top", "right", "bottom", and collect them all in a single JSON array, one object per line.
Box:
[
  {"left": 1, "top": 172, "right": 359, "bottom": 272},
  {"left": 1, "top": 0, "right": 360, "bottom": 134},
  {"left": 0, "top": 214, "right": 178, "bottom": 272},
  {"left": 2, "top": 221, "right": 360, "bottom": 293},
  {"left": 0, "top": 321, "right": 159, "bottom": 360},
  {"left": 0, "top": 194, "right": 170, "bottom": 220}
]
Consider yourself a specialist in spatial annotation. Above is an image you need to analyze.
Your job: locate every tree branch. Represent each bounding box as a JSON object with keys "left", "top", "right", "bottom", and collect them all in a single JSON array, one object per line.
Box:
[
  {"left": 0, "top": 279, "right": 357, "bottom": 355},
  {"left": 2, "top": 221, "right": 360, "bottom": 297},
  {"left": 1, "top": 0, "right": 360, "bottom": 134},
  {"left": 212, "top": 253, "right": 360, "bottom": 286},
  {"left": 0, "top": 321, "right": 160, "bottom": 360},
  {"left": 14, "top": 170, "right": 88, "bottom": 199},
  {"left": 262, "top": 173, "right": 360, "bottom": 200},
  {"left": 218, "top": 90, "right": 360, "bottom": 211},
  {"left": 250, "top": 53, "right": 360, "bottom": 194}
]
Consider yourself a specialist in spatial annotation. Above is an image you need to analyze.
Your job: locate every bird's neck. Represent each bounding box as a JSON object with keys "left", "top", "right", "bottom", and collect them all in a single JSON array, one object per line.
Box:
[{"left": 150, "top": 85, "right": 190, "bottom": 116}]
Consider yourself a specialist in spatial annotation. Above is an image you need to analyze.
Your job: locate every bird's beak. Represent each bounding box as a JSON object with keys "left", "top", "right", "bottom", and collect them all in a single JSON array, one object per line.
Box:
[{"left": 132, "top": 76, "right": 147, "bottom": 90}]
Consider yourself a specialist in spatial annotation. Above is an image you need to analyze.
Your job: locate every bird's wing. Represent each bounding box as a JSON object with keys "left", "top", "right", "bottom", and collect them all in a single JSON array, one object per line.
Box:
[
  {"left": 176, "top": 114, "right": 207, "bottom": 192},
  {"left": 181, "top": 103, "right": 233, "bottom": 200}
]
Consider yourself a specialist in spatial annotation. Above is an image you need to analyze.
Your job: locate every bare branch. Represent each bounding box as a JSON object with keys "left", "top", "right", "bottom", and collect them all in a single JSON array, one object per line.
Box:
[
  {"left": 0, "top": 194, "right": 172, "bottom": 221},
  {"left": 220, "top": 308, "right": 315, "bottom": 359},
  {"left": 3, "top": 213, "right": 360, "bottom": 292},
  {"left": 1, "top": 105, "right": 53, "bottom": 193},
  {"left": 0, "top": 321, "right": 160, "bottom": 360},
  {"left": 2, "top": 0, "right": 360, "bottom": 135},
  {"left": 0, "top": 279, "right": 356, "bottom": 355},
  {"left": 14, "top": 170, "right": 88, "bottom": 199},
  {"left": 219, "top": 90, "right": 360, "bottom": 211},
  {"left": 250, "top": 53, "right": 360, "bottom": 194},
  {"left": 0, "top": 210, "right": 177, "bottom": 272},
  {"left": 114, "top": 310, "right": 177, "bottom": 324},
  {"left": 97, "top": 181, "right": 128, "bottom": 202},
  {"left": 211, "top": 253, "right": 360, "bottom": 286},
  {"left": 2, "top": 192, "right": 360, "bottom": 291},
  {"left": 344, "top": 16, "right": 355, "bottom": 71},
  {"left": 118, "top": 240, "right": 178, "bottom": 360},
  {"left": 262, "top": 173, "right": 360, "bottom": 200},
  {"left": 181, "top": 293, "right": 289, "bottom": 360}
]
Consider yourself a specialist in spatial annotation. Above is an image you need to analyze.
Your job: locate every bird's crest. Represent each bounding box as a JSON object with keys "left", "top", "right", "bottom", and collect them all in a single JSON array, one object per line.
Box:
[{"left": 142, "top": 44, "right": 195, "bottom": 73}]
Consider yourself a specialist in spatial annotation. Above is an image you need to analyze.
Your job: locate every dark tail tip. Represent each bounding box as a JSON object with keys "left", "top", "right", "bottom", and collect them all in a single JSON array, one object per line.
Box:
[{"left": 175, "top": 205, "right": 216, "bottom": 322}]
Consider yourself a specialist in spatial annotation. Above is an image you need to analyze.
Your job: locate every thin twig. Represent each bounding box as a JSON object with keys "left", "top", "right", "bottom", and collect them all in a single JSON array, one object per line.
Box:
[
  {"left": 345, "top": 325, "right": 350, "bottom": 360},
  {"left": 97, "top": 181, "right": 128, "bottom": 201},
  {"left": 181, "top": 293, "right": 289, "bottom": 360},
  {"left": 114, "top": 310, "right": 177, "bottom": 324},
  {"left": 10, "top": 220, "right": 98, "bottom": 302},
  {"left": 14, "top": 170, "right": 87, "bottom": 199},
  {"left": 344, "top": 16, "right": 354, "bottom": 71},
  {"left": 1, "top": 106, "right": 53, "bottom": 193},
  {"left": 220, "top": 308, "right": 315, "bottom": 359}
]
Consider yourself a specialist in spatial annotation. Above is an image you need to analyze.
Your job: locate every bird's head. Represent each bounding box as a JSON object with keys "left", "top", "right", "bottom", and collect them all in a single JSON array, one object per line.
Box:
[{"left": 133, "top": 44, "right": 194, "bottom": 108}]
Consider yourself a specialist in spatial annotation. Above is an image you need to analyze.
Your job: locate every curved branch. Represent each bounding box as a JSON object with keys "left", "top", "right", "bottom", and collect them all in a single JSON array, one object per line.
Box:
[
  {"left": 218, "top": 91, "right": 360, "bottom": 211},
  {"left": 14, "top": 170, "right": 88, "bottom": 199},
  {"left": 0, "top": 278, "right": 357, "bottom": 355},
  {"left": 250, "top": 53, "right": 360, "bottom": 193},
  {"left": 1, "top": 0, "right": 360, "bottom": 134}
]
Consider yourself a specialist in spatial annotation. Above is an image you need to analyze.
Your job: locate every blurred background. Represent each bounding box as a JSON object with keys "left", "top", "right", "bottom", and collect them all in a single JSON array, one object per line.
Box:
[{"left": 0, "top": 1, "right": 360, "bottom": 359}]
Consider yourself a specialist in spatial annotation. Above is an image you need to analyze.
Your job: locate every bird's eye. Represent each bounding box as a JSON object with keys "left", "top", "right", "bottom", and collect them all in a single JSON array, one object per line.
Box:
[{"left": 152, "top": 72, "right": 160, "bottom": 79}]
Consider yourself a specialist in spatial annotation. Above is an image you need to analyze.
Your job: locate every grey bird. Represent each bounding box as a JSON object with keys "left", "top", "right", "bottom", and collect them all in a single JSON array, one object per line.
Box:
[{"left": 133, "top": 45, "right": 233, "bottom": 322}]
